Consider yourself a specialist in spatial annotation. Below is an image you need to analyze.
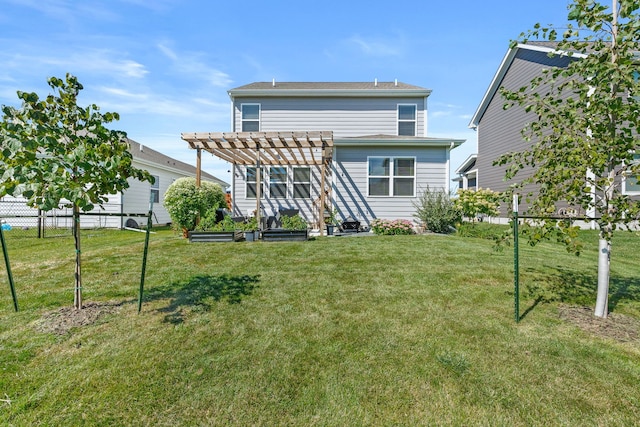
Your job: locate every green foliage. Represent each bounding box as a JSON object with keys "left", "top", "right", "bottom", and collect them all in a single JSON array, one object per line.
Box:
[
  {"left": 0, "top": 73, "right": 153, "bottom": 308},
  {"left": 497, "top": 0, "right": 640, "bottom": 243},
  {"left": 0, "top": 73, "right": 152, "bottom": 210},
  {"left": 496, "top": 0, "right": 640, "bottom": 316},
  {"left": 370, "top": 219, "right": 415, "bottom": 235},
  {"left": 518, "top": 219, "right": 584, "bottom": 255},
  {"left": 240, "top": 216, "right": 258, "bottom": 231},
  {"left": 456, "top": 222, "right": 509, "bottom": 240},
  {"left": 280, "top": 214, "right": 308, "bottom": 230},
  {"left": 454, "top": 188, "right": 501, "bottom": 222},
  {"left": 413, "top": 186, "right": 462, "bottom": 234},
  {"left": 324, "top": 208, "right": 339, "bottom": 225},
  {"left": 207, "top": 215, "right": 237, "bottom": 232},
  {"left": 163, "top": 177, "right": 225, "bottom": 232}
]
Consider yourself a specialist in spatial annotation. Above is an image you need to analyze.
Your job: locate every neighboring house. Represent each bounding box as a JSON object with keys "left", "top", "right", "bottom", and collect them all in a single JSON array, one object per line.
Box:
[
  {"left": 467, "top": 41, "right": 639, "bottom": 219},
  {"left": 466, "top": 42, "right": 587, "bottom": 216},
  {"left": 182, "top": 81, "right": 464, "bottom": 230},
  {"left": 0, "top": 139, "right": 228, "bottom": 230},
  {"left": 453, "top": 154, "right": 477, "bottom": 191}
]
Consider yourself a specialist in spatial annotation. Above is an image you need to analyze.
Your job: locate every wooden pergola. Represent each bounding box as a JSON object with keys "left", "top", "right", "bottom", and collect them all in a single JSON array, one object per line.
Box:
[{"left": 181, "top": 131, "right": 334, "bottom": 234}]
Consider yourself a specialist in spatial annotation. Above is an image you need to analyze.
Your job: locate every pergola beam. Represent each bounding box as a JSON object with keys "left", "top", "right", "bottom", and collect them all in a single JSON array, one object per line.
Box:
[{"left": 181, "top": 131, "right": 333, "bottom": 166}]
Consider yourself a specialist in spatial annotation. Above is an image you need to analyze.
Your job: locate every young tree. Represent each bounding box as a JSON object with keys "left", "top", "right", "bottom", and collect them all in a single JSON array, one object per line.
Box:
[
  {"left": 497, "top": 0, "right": 640, "bottom": 317},
  {"left": 0, "top": 74, "right": 153, "bottom": 309}
]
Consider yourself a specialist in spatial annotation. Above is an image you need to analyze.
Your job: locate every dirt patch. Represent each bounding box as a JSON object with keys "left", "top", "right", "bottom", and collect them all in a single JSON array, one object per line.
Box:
[
  {"left": 34, "top": 301, "right": 123, "bottom": 336},
  {"left": 559, "top": 305, "right": 640, "bottom": 343}
]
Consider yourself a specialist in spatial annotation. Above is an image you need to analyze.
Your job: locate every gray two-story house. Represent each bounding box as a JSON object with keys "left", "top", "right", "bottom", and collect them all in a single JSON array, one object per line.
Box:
[
  {"left": 468, "top": 43, "right": 576, "bottom": 204},
  {"left": 467, "top": 42, "right": 639, "bottom": 219},
  {"left": 183, "top": 81, "right": 464, "bottom": 230}
]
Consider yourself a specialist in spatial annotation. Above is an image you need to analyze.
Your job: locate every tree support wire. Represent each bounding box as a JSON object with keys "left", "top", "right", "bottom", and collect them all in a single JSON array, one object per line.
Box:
[
  {"left": 2, "top": 209, "right": 153, "bottom": 313},
  {"left": 1, "top": 223, "right": 18, "bottom": 311}
]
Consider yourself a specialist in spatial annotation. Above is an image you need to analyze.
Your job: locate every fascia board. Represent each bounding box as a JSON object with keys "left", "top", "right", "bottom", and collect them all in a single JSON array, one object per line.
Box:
[
  {"left": 335, "top": 138, "right": 465, "bottom": 148},
  {"left": 454, "top": 154, "right": 478, "bottom": 174},
  {"left": 228, "top": 89, "right": 432, "bottom": 98}
]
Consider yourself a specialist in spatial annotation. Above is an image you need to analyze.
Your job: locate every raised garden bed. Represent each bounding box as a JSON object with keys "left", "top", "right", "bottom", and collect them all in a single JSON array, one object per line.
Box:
[
  {"left": 261, "top": 229, "right": 308, "bottom": 242},
  {"left": 188, "top": 230, "right": 243, "bottom": 242}
]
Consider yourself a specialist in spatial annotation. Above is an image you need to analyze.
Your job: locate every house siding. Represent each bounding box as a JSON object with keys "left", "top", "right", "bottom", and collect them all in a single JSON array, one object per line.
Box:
[
  {"left": 476, "top": 48, "right": 574, "bottom": 214},
  {"left": 333, "top": 146, "right": 447, "bottom": 225},
  {"left": 233, "top": 97, "right": 426, "bottom": 137}
]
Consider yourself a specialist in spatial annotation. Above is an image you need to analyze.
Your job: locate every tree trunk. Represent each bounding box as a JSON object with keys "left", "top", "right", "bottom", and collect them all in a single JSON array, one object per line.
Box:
[
  {"left": 73, "top": 205, "right": 83, "bottom": 309},
  {"left": 594, "top": 236, "right": 610, "bottom": 318}
]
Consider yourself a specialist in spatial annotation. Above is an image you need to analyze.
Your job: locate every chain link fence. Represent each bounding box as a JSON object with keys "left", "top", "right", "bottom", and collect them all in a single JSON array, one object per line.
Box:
[{"left": 1, "top": 198, "right": 124, "bottom": 238}]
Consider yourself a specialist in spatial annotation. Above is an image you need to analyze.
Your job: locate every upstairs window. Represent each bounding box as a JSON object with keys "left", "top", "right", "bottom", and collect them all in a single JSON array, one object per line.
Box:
[
  {"left": 241, "top": 104, "right": 260, "bottom": 132},
  {"left": 368, "top": 157, "right": 415, "bottom": 197},
  {"left": 397, "top": 104, "right": 417, "bottom": 136}
]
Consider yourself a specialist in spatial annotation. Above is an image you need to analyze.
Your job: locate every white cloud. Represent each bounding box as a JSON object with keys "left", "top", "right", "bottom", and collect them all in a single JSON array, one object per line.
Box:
[
  {"left": 431, "top": 111, "right": 451, "bottom": 118},
  {"left": 347, "top": 35, "right": 404, "bottom": 57},
  {"left": 155, "top": 43, "right": 232, "bottom": 88},
  {"left": 157, "top": 43, "right": 178, "bottom": 61}
]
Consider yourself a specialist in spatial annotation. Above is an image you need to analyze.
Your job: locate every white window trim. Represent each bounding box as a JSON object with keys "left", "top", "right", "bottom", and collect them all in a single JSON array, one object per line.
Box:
[
  {"left": 622, "top": 155, "right": 640, "bottom": 195},
  {"left": 241, "top": 103, "right": 261, "bottom": 132},
  {"left": 367, "top": 156, "right": 417, "bottom": 197},
  {"left": 397, "top": 104, "right": 417, "bottom": 137}
]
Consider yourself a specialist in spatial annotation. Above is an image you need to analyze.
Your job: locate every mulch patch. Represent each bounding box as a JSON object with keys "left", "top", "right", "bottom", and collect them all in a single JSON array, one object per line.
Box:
[
  {"left": 34, "top": 301, "right": 123, "bottom": 336},
  {"left": 559, "top": 305, "right": 639, "bottom": 343}
]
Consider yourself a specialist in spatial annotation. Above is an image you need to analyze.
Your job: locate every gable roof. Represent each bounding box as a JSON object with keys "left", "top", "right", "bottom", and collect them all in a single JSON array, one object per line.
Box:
[
  {"left": 468, "top": 42, "right": 587, "bottom": 130},
  {"left": 128, "top": 139, "right": 229, "bottom": 188},
  {"left": 454, "top": 154, "right": 477, "bottom": 175},
  {"left": 228, "top": 81, "right": 432, "bottom": 98}
]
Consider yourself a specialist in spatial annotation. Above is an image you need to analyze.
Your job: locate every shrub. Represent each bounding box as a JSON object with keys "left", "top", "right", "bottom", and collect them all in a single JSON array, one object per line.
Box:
[
  {"left": 281, "top": 214, "right": 308, "bottom": 230},
  {"left": 371, "top": 219, "right": 415, "bottom": 235},
  {"left": 163, "top": 177, "right": 225, "bottom": 233},
  {"left": 413, "top": 186, "right": 461, "bottom": 234},
  {"left": 454, "top": 188, "right": 501, "bottom": 222}
]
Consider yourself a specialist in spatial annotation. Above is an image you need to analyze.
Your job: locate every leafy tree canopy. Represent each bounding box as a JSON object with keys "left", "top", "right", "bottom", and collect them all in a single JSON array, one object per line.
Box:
[
  {"left": 498, "top": 0, "right": 640, "bottom": 239},
  {"left": 0, "top": 73, "right": 153, "bottom": 211},
  {"left": 496, "top": 0, "right": 639, "bottom": 317}
]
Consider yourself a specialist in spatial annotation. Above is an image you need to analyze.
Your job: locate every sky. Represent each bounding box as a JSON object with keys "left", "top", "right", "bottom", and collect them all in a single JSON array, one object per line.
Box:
[{"left": 0, "top": 0, "right": 575, "bottom": 188}]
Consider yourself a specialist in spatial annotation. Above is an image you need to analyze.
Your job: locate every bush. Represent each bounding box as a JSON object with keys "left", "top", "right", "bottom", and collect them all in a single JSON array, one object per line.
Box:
[
  {"left": 454, "top": 188, "right": 501, "bottom": 222},
  {"left": 413, "top": 186, "right": 461, "bottom": 234},
  {"left": 281, "top": 214, "right": 308, "bottom": 230},
  {"left": 371, "top": 219, "right": 415, "bottom": 235},
  {"left": 163, "top": 177, "right": 225, "bottom": 233}
]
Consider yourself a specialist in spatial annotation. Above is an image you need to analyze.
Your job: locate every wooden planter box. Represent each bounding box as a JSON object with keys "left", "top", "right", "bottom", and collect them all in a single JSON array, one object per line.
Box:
[
  {"left": 188, "top": 230, "right": 243, "bottom": 243},
  {"left": 261, "top": 229, "right": 308, "bottom": 242}
]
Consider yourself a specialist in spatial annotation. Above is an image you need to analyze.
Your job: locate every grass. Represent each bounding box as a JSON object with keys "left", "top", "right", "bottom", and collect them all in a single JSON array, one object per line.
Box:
[{"left": 0, "top": 225, "right": 639, "bottom": 425}]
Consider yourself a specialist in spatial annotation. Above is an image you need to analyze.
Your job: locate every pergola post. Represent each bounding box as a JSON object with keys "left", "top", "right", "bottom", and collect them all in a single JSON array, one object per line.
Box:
[
  {"left": 319, "top": 142, "right": 327, "bottom": 236},
  {"left": 196, "top": 147, "right": 202, "bottom": 187},
  {"left": 255, "top": 144, "right": 261, "bottom": 229}
]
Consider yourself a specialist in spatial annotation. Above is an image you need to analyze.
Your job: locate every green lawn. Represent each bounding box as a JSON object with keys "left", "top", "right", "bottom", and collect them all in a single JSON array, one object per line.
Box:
[{"left": 0, "top": 227, "right": 639, "bottom": 425}]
